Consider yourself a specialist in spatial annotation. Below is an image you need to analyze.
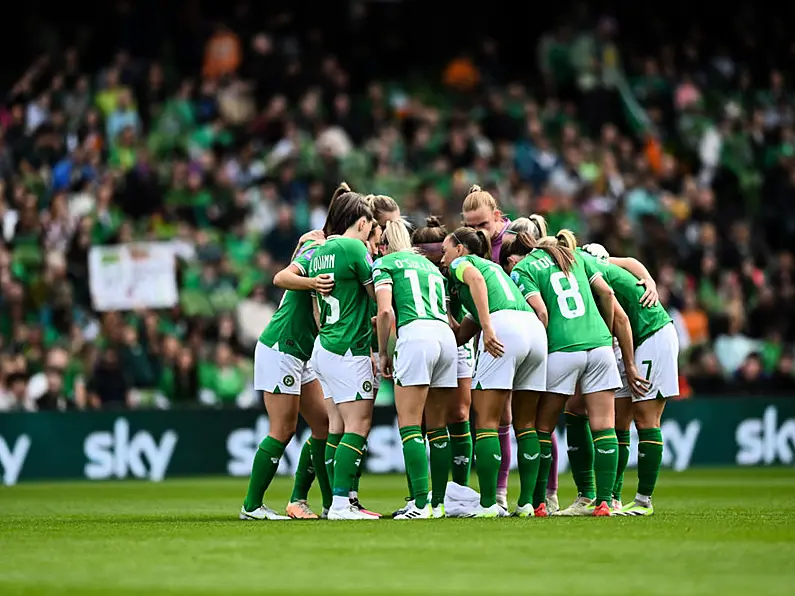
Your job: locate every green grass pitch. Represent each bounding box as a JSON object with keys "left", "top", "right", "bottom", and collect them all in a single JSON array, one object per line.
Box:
[{"left": 1, "top": 469, "right": 793, "bottom": 595}]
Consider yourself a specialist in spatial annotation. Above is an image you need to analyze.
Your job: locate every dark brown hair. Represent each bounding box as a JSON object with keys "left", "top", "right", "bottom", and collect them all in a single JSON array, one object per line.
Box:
[
  {"left": 499, "top": 232, "right": 536, "bottom": 268},
  {"left": 499, "top": 232, "right": 574, "bottom": 274},
  {"left": 412, "top": 216, "right": 447, "bottom": 264},
  {"left": 448, "top": 226, "right": 491, "bottom": 259},
  {"left": 323, "top": 182, "right": 373, "bottom": 236}
]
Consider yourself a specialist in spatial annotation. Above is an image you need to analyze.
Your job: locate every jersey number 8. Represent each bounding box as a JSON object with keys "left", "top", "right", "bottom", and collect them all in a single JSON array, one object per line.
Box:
[
  {"left": 550, "top": 271, "right": 585, "bottom": 319},
  {"left": 318, "top": 273, "right": 341, "bottom": 325}
]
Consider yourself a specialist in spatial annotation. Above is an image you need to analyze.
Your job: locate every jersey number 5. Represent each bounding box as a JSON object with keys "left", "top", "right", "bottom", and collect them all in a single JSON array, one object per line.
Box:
[
  {"left": 318, "top": 273, "right": 340, "bottom": 325},
  {"left": 550, "top": 271, "right": 586, "bottom": 319}
]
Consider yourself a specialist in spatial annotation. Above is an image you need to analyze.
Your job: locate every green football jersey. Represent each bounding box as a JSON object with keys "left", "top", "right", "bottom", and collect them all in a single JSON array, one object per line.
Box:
[
  {"left": 448, "top": 254, "right": 530, "bottom": 326},
  {"left": 578, "top": 249, "right": 672, "bottom": 346},
  {"left": 511, "top": 250, "right": 612, "bottom": 353},
  {"left": 258, "top": 241, "right": 319, "bottom": 361},
  {"left": 309, "top": 236, "right": 373, "bottom": 357},
  {"left": 448, "top": 284, "right": 468, "bottom": 324},
  {"left": 372, "top": 251, "right": 448, "bottom": 330}
]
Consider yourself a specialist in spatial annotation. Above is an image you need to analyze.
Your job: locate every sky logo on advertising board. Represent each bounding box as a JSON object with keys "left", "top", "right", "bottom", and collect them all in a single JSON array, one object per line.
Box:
[
  {"left": 0, "top": 434, "right": 31, "bottom": 486},
  {"left": 84, "top": 418, "right": 178, "bottom": 481},
  {"left": 736, "top": 406, "right": 795, "bottom": 465},
  {"left": 227, "top": 416, "right": 314, "bottom": 477}
]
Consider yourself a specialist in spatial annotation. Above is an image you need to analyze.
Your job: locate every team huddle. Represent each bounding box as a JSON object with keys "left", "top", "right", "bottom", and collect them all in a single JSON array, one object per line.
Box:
[{"left": 240, "top": 183, "right": 679, "bottom": 520}]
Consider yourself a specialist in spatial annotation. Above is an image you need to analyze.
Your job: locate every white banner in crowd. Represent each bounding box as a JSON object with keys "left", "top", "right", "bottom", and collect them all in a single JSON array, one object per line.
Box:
[{"left": 89, "top": 243, "right": 179, "bottom": 311}]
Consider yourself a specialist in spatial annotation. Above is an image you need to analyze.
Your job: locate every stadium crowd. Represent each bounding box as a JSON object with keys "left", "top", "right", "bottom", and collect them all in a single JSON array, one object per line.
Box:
[{"left": 1, "top": 2, "right": 795, "bottom": 411}]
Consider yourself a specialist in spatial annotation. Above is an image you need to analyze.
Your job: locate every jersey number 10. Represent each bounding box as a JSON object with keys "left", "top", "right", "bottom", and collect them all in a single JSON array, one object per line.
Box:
[{"left": 404, "top": 270, "right": 447, "bottom": 320}]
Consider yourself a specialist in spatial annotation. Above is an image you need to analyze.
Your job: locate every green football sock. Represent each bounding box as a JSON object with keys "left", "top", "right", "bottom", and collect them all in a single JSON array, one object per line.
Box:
[
  {"left": 565, "top": 412, "right": 595, "bottom": 499},
  {"left": 309, "top": 437, "right": 332, "bottom": 509},
  {"left": 332, "top": 433, "right": 367, "bottom": 497},
  {"left": 350, "top": 443, "right": 365, "bottom": 495},
  {"left": 243, "top": 436, "right": 286, "bottom": 512},
  {"left": 290, "top": 439, "right": 315, "bottom": 502},
  {"left": 448, "top": 420, "right": 472, "bottom": 485},
  {"left": 516, "top": 428, "right": 540, "bottom": 507},
  {"left": 474, "top": 428, "right": 501, "bottom": 508},
  {"left": 533, "top": 431, "right": 553, "bottom": 507},
  {"left": 427, "top": 428, "right": 451, "bottom": 507},
  {"left": 325, "top": 433, "right": 342, "bottom": 489},
  {"left": 592, "top": 428, "right": 619, "bottom": 505},
  {"left": 637, "top": 427, "right": 664, "bottom": 498},
  {"left": 613, "top": 429, "right": 631, "bottom": 501},
  {"left": 400, "top": 425, "right": 429, "bottom": 508}
]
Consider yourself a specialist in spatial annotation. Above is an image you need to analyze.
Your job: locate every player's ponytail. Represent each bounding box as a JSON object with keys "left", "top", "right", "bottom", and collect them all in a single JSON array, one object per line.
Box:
[
  {"left": 412, "top": 216, "right": 447, "bottom": 265},
  {"left": 528, "top": 214, "right": 548, "bottom": 239},
  {"left": 499, "top": 231, "right": 535, "bottom": 268},
  {"left": 448, "top": 226, "right": 490, "bottom": 259},
  {"left": 324, "top": 190, "right": 372, "bottom": 237},
  {"left": 556, "top": 229, "right": 578, "bottom": 251},
  {"left": 381, "top": 219, "right": 415, "bottom": 253},
  {"left": 506, "top": 214, "right": 548, "bottom": 240},
  {"left": 537, "top": 236, "right": 575, "bottom": 274}
]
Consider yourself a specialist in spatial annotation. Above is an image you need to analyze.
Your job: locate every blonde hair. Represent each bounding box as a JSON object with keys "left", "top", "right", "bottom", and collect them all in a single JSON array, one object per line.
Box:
[
  {"left": 507, "top": 214, "right": 548, "bottom": 240},
  {"left": 555, "top": 229, "right": 578, "bottom": 251},
  {"left": 536, "top": 236, "right": 575, "bottom": 274},
  {"left": 528, "top": 214, "right": 548, "bottom": 238},
  {"left": 365, "top": 194, "right": 400, "bottom": 223},
  {"left": 462, "top": 184, "right": 498, "bottom": 213},
  {"left": 382, "top": 219, "right": 415, "bottom": 253}
]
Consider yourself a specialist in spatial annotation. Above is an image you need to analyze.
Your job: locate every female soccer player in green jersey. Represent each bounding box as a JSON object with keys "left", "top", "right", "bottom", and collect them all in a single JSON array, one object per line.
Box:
[
  {"left": 441, "top": 227, "right": 548, "bottom": 518},
  {"left": 239, "top": 239, "right": 335, "bottom": 521},
  {"left": 502, "top": 215, "right": 562, "bottom": 513},
  {"left": 286, "top": 185, "right": 383, "bottom": 519},
  {"left": 504, "top": 233, "right": 623, "bottom": 517},
  {"left": 582, "top": 242, "right": 679, "bottom": 516},
  {"left": 305, "top": 196, "right": 379, "bottom": 520},
  {"left": 412, "top": 218, "right": 475, "bottom": 492},
  {"left": 538, "top": 231, "right": 649, "bottom": 517},
  {"left": 372, "top": 221, "right": 459, "bottom": 519}
]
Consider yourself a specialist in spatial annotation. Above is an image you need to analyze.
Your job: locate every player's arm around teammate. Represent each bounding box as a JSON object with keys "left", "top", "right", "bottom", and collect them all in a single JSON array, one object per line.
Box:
[
  {"left": 442, "top": 227, "right": 547, "bottom": 517},
  {"left": 505, "top": 233, "right": 621, "bottom": 516},
  {"left": 373, "top": 221, "right": 458, "bottom": 519},
  {"left": 240, "top": 242, "right": 334, "bottom": 521},
  {"left": 582, "top": 244, "right": 678, "bottom": 515},
  {"left": 303, "top": 191, "right": 380, "bottom": 520}
]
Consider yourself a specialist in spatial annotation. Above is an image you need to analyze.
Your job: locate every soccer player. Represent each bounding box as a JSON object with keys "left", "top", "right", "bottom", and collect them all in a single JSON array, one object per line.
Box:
[
  {"left": 441, "top": 227, "right": 547, "bottom": 518},
  {"left": 504, "top": 232, "right": 622, "bottom": 517},
  {"left": 543, "top": 231, "right": 649, "bottom": 516},
  {"left": 462, "top": 185, "right": 514, "bottom": 507},
  {"left": 307, "top": 195, "right": 379, "bottom": 520},
  {"left": 503, "top": 215, "right": 561, "bottom": 513},
  {"left": 239, "top": 241, "right": 334, "bottom": 521},
  {"left": 373, "top": 221, "right": 459, "bottom": 519},
  {"left": 582, "top": 242, "right": 678, "bottom": 516},
  {"left": 412, "top": 217, "right": 475, "bottom": 489}
]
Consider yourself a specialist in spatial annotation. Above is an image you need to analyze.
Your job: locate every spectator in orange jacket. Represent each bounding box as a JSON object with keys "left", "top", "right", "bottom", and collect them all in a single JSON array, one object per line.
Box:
[{"left": 203, "top": 24, "right": 242, "bottom": 80}]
